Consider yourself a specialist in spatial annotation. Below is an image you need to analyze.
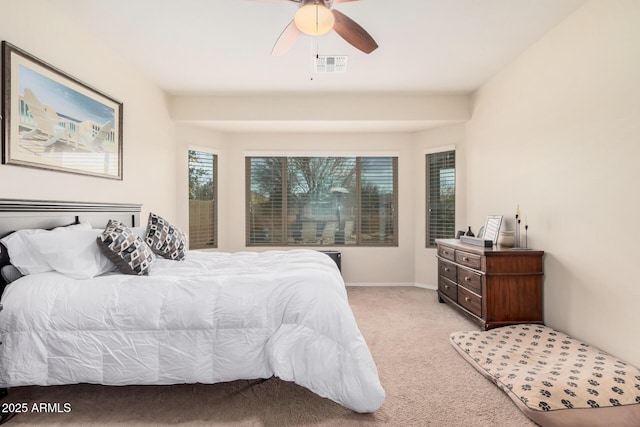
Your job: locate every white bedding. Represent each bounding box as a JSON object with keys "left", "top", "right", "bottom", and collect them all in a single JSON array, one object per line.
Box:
[{"left": 0, "top": 249, "right": 385, "bottom": 413}]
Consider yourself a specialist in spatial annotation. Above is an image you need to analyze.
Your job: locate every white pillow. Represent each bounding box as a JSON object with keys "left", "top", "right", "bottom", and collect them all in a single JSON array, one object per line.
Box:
[
  {"left": 0, "top": 222, "right": 91, "bottom": 275},
  {"left": 25, "top": 228, "right": 115, "bottom": 279}
]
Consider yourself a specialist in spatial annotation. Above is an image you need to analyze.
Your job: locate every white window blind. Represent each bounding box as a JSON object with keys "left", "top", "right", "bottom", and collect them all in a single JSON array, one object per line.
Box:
[
  {"left": 426, "top": 150, "right": 455, "bottom": 247},
  {"left": 247, "top": 157, "right": 285, "bottom": 244},
  {"left": 359, "top": 157, "right": 397, "bottom": 246},
  {"left": 246, "top": 156, "right": 398, "bottom": 247},
  {"left": 188, "top": 150, "right": 217, "bottom": 249}
]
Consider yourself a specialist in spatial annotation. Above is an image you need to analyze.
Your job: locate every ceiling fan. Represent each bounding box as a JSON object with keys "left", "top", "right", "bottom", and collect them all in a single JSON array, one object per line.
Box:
[{"left": 257, "top": 0, "right": 378, "bottom": 56}]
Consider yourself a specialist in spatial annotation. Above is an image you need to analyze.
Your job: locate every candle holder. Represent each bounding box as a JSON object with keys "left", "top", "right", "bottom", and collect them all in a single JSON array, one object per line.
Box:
[
  {"left": 525, "top": 224, "right": 528, "bottom": 249},
  {"left": 515, "top": 215, "right": 521, "bottom": 248}
]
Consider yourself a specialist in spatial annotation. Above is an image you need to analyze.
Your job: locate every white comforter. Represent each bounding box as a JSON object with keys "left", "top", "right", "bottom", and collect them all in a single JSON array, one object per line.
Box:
[{"left": 0, "top": 250, "right": 384, "bottom": 412}]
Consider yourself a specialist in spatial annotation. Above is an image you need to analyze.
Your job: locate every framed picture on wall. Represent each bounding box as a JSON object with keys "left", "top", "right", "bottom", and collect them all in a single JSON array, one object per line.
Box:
[{"left": 1, "top": 41, "right": 123, "bottom": 180}]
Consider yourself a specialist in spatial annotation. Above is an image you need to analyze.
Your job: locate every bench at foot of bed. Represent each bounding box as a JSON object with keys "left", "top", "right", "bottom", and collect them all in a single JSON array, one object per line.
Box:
[{"left": 450, "top": 324, "right": 640, "bottom": 427}]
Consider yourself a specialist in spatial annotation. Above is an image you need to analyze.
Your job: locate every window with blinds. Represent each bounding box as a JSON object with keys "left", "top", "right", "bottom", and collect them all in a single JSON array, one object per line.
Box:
[
  {"left": 426, "top": 150, "right": 455, "bottom": 247},
  {"left": 188, "top": 150, "right": 217, "bottom": 249},
  {"left": 246, "top": 156, "right": 398, "bottom": 247}
]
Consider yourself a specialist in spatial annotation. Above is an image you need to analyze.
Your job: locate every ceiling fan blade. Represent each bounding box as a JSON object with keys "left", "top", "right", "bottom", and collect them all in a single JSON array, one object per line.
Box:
[
  {"left": 326, "top": 0, "right": 360, "bottom": 6},
  {"left": 331, "top": 9, "right": 378, "bottom": 54},
  {"left": 272, "top": 20, "right": 302, "bottom": 56}
]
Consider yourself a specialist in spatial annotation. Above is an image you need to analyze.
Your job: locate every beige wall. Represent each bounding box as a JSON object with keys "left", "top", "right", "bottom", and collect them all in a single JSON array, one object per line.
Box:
[
  {"left": 466, "top": 0, "right": 640, "bottom": 366},
  {"left": 175, "top": 127, "right": 422, "bottom": 285},
  {"left": 175, "top": 124, "right": 226, "bottom": 238},
  {"left": 171, "top": 93, "right": 471, "bottom": 286},
  {"left": 0, "top": 1, "right": 176, "bottom": 222},
  {"left": 413, "top": 124, "right": 467, "bottom": 288},
  {"left": 170, "top": 94, "right": 469, "bottom": 123},
  {"left": 176, "top": 123, "right": 472, "bottom": 288}
]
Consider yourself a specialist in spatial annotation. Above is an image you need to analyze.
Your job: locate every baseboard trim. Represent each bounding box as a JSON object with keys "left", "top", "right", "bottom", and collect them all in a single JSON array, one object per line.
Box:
[
  {"left": 346, "top": 282, "right": 437, "bottom": 291},
  {"left": 414, "top": 282, "right": 438, "bottom": 291}
]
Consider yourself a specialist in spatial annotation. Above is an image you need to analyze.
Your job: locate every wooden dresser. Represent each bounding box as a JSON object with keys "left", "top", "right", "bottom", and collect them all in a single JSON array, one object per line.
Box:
[{"left": 436, "top": 239, "right": 544, "bottom": 330}]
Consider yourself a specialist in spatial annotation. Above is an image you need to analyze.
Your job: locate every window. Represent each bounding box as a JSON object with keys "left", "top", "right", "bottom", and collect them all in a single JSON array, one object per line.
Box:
[
  {"left": 426, "top": 150, "right": 455, "bottom": 247},
  {"left": 246, "top": 156, "right": 398, "bottom": 247},
  {"left": 188, "top": 149, "right": 217, "bottom": 249}
]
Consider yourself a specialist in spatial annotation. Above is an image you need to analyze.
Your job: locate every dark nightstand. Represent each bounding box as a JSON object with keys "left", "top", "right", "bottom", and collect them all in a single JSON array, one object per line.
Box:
[{"left": 318, "top": 250, "right": 341, "bottom": 272}]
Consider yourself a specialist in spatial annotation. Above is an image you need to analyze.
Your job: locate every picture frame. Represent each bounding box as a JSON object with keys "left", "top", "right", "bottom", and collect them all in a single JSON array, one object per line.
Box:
[
  {"left": 482, "top": 215, "right": 503, "bottom": 245},
  {"left": 1, "top": 41, "right": 123, "bottom": 180}
]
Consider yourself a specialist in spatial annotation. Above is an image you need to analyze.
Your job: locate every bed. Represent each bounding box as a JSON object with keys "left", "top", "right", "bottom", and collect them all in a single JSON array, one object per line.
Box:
[{"left": 0, "top": 199, "right": 385, "bottom": 414}]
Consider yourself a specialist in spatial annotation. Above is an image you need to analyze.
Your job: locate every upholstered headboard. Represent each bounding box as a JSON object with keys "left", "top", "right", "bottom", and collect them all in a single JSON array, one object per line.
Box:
[{"left": 0, "top": 199, "right": 141, "bottom": 288}]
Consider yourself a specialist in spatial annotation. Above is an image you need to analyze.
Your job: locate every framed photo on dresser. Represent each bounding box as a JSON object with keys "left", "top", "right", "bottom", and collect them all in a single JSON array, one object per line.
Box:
[{"left": 482, "top": 215, "right": 503, "bottom": 245}]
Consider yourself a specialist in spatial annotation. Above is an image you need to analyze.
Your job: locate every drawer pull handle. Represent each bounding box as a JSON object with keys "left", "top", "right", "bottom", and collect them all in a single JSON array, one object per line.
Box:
[
  {"left": 444, "top": 285, "right": 449, "bottom": 289},
  {"left": 464, "top": 277, "right": 470, "bottom": 281},
  {"left": 462, "top": 256, "right": 469, "bottom": 261},
  {"left": 443, "top": 251, "right": 449, "bottom": 255},
  {"left": 464, "top": 297, "right": 471, "bottom": 302},
  {"left": 444, "top": 267, "right": 450, "bottom": 272}
]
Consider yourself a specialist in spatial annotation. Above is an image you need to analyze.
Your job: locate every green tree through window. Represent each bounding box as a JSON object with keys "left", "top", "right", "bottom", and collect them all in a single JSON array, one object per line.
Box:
[
  {"left": 189, "top": 150, "right": 217, "bottom": 249},
  {"left": 426, "top": 150, "right": 456, "bottom": 247},
  {"left": 246, "top": 156, "right": 397, "bottom": 247}
]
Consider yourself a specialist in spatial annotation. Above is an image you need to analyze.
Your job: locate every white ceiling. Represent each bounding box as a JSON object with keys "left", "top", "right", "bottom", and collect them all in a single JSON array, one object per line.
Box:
[
  {"left": 52, "top": 0, "right": 584, "bottom": 133},
  {"left": 62, "top": 0, "right": 584, "bottom": 96}
]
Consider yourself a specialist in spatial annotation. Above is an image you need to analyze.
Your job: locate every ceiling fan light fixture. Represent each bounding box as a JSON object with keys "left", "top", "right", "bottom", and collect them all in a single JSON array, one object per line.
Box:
[{"left": 294, "top": 4, "right": 335, "bottom": 36}]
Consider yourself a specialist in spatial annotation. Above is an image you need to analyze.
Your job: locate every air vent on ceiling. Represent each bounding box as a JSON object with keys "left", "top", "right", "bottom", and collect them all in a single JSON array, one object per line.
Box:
[{"left": 315, "top": 55, "right": 348, "bottom": 73}]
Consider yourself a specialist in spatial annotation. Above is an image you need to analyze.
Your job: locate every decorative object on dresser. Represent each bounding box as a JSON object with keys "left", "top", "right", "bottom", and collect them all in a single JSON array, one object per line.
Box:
[
  {"left": 436, "top": 238, "right": 544, "bottom": 330},
  {"left": 515, "top": 204, "right": 522, "bottom": 248},
  {"left": 459, "top": 235, "right": 492, "bottom": 247},
  {"left": 497, "top": 230, "right": 516, "bottom": 248},
  {"left": 481, "top": 215, "right": 503, "bottom": 245}
]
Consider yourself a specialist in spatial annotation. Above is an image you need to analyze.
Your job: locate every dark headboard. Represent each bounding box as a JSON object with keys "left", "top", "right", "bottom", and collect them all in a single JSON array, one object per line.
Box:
[
  {"left": 0, "top": 199, "right": 141, "bottom": 237},
  {"left": 0, "top": 199, "right": 141, "bottom": 288}
]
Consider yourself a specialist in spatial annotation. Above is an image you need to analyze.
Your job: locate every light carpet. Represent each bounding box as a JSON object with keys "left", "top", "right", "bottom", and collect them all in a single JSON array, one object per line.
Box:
[{"left": 2, "top": 287, "right": 536, "bottom": 426}]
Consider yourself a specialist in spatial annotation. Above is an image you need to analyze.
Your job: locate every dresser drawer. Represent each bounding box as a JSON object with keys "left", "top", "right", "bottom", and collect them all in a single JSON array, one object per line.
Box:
[
  {"left": 457, "top": 267, "right": 482, "bottom": 295},
  {"left": 455, "top": 250, "right": 482, "bottom": 270},
  {"left": 439, "top": 276, "right": 457, "bottom": 302},
  {"left": 438, "top": 259, "right": 457, "bottom": 282},
  {"left": 438, "top": 245, "right": 455, "bottom": 261},
  {"left": 458, "top": 286, "right": 482, "bottom": 318}
]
